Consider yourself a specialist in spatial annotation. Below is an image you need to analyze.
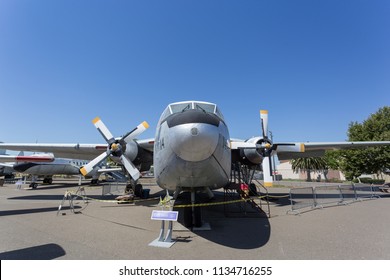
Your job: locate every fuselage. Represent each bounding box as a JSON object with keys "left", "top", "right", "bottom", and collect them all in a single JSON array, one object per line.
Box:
[
  {"left": 13, "top": 158, "right": 89, "bottom": 176},
  {"left": 153, "top": 101, "right": 231, "bottom": 191}
]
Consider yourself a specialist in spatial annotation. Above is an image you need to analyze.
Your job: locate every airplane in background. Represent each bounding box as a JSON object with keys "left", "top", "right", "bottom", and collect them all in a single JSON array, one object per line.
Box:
[
  {"left": 0, "top": 153, "right": 55, "bottom": 163},
  {"left": 0, "top": 151, "right": 55, "bottom": 179},
  {"left": 1, "top": 101, "right": 389, "bottom": 226},
  {"left": 0, "top": 153, "right": 104, "bottom": 188}
]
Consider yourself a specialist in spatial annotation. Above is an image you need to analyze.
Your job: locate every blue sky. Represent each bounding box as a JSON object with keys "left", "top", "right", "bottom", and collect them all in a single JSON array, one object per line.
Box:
[{"left": 1, "top": 0, "right": 389, "bottom": 145}]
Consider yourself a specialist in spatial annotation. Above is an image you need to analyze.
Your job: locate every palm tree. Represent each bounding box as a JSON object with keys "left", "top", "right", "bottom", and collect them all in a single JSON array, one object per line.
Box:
[{"left": 290, "top": 157, "right": 328, "bottom": 182}]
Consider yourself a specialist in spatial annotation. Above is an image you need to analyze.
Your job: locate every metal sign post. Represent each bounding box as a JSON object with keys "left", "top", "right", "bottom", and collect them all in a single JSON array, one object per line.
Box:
[
  {"left": 149, "top": 191, "right": 178, "bottom": 248},
  {"left": 149, "top": 210, "right": 179, "bottom": 248}
]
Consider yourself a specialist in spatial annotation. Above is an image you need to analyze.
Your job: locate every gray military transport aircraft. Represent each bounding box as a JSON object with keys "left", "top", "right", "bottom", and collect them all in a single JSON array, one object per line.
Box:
[{"left": 1, "top": 100, "right": 389, "bottom": 227}]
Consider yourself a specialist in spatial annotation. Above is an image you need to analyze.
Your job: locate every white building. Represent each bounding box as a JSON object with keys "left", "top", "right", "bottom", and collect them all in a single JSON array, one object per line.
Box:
[{"left": 277, "top": 160, "right": 346, "bottom": 181}]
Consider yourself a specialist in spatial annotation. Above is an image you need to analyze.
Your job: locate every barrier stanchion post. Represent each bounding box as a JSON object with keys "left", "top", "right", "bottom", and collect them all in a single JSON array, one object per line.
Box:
[{"left": 57, "top": 191, "right": 75, "bottom": 216}]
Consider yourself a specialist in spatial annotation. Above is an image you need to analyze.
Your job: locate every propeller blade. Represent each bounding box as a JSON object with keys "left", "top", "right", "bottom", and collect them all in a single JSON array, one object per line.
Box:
[
  {"left": 262, "top": 155, "right": 273, "bottom": 187},
  {"left": 80, "top": 151, "right": 110, "bottom": 176},
  {"left": 120, "top": 155, "right": 140, "bottom": 181},
  {"left": 122, "top": 121, "right": 149, "bottom": 143},
  {"left": 93, "top": 117, "right": 115, "bottom": 143},
  {"left": 260, "top": 110, "right": 269, "bottom": 138}
]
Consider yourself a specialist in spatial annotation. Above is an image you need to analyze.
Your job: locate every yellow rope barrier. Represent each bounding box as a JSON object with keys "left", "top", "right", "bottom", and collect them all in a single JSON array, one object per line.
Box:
[{"left": 65, "top": 189, "right": 289, "bottom": 208}]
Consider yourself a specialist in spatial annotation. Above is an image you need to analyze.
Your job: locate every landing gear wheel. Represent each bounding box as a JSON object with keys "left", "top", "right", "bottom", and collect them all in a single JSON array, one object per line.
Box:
[
  {"left": 125, "top": 184, "right": 133, "bottom": 194},
  {"left": 193, "top": 206, "right": 202, "bottom": 227},
  {"left": 134, "top": 184, "right": 143, "bottom": 198},
  {"left": 183, "top": 206, "right": 202, "bottom": 228},
  {"left": 43, "top": 178, "right": 52, "bottom": 184},
  {"left": 183, "top": 193, "right": 202, "bottom": 229},
  {"left": 249, "top": 183, "right": 257, "bottom": 196},
  {"left": 90, "top": 179, "right": 98, "bottom": 185},
  {"left": 183, "top": 206, "right": 192, "bottom": 228}
]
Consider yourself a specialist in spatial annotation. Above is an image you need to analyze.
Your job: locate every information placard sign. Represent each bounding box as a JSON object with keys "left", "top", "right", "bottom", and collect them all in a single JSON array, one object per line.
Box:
[{"left": 151, "top": 210, "right": 179, "bottom": 221}]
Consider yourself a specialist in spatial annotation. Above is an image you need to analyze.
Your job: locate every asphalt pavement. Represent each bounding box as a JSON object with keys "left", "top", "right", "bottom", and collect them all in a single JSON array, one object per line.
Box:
[{"left": 1, "top": 178, "right": 390, "bottom": 260}]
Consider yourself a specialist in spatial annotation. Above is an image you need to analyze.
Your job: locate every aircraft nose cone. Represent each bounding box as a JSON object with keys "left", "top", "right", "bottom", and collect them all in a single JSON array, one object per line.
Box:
[{"left": 169, "top": 123, "right": 219, "bottom": 162}]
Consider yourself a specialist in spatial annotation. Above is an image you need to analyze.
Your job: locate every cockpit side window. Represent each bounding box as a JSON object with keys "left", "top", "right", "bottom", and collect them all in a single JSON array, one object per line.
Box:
[
  {"left": 158, "top": 107, "right": 171, "bottom": 124},
  {"left": 215, "top": 107, "right": 225, "bottom": 120}
]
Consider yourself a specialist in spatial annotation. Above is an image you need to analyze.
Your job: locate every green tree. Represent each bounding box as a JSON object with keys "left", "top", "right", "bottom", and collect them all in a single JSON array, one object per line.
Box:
[
  {"left": 290, "top": 157, "right": 328, "bottom": 182},
  {"left": 327, "top": 106, "right": 390, "bottom": 180}
]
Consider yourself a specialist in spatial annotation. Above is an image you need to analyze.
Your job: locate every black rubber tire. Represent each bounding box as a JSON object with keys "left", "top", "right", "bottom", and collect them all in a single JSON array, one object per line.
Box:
[{"left": 134, "top": 184, "right": 143, "bottom": 197}]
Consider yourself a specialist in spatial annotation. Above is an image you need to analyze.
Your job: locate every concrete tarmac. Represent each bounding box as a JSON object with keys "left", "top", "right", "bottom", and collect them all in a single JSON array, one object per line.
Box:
[{"left": 1, "top": 178, "right": 390, "bottom": 260}]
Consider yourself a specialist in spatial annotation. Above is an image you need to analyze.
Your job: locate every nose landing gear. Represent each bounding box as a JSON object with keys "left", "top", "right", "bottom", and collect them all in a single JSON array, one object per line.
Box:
[{"left": 175, "top": 188, "right": 211, "bottom": 231}]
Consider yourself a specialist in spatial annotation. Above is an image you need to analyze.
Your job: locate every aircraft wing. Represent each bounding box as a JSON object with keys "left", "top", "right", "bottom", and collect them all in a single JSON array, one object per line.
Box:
[
  {"left": 97, "top": 167, "right": 123, "bottom": 173},
  {"left": 136, "top": 138, "right": 155, "bottom": 152},
  {"left": 230, "top": 139, "right": 390, "bottom": 160},
  {"left": 276, "top": 141, "right": 390, "bottom": 160},
  {"left": 0, "top": 153, "right": 55, "bottom": 162},
  {"left": 0, "top": 162, "right": 14, "bottom": 168},
  {"left": 0, "top": 143, "right": 107, "bottom": 160},
  {"left": 0, "top": 139, "right": 156, "bottom": 161}
]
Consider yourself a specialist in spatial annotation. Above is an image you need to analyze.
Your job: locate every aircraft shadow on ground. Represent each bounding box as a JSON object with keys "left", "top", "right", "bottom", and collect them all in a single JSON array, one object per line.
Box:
[
  {"left": 173, "top": 192, "right": 271, "bottom": 250},
  {"left": 7, "top": 182, "right": 90, "bottom": 191},
  {"left": 99, "top": 190, "right": 171, "bottom": 208},
  {"left": 0, "top": 243, "right": 66, "bottom": 260},
  {"left": 8, "top": 194, "right": 69, "bottom": 201},
  {"left": 27, "top": 184, "right": 83, "bottom": 190},
  {"left": 0, "top": 206, "right": 82, "bottom": 217},
  {"left": 264, "top": 191, "right": 291, "bottom": 207},
  {"left": 8, "top": 194, "right": 121, "bottom": 202}
]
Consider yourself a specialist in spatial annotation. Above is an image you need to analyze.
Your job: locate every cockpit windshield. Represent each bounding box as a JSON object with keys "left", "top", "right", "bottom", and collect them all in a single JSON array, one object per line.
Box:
[
  {"left": 158, "top": 101, "right": 225, "bottom": 124},
  {"left": 170, "top": 102, "right": 192, "bottom": 113}
]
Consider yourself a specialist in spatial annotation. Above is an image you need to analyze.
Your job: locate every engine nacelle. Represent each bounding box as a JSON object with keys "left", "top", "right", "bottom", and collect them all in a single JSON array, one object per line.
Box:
[
  {"left": 124, "top": 140, "right": 139, "bottom": 162},
  {"left": 240, "top": 137, "right": 265, "bottom": 165},
  {"left": 124, "top": 140, "right": 153, "bottom": 172},
  {"left": 110, "top": 140, "right": 153, "bottom": 172},
  {"left": 108, "top": 140, "right": 139, "bottom": 165}
]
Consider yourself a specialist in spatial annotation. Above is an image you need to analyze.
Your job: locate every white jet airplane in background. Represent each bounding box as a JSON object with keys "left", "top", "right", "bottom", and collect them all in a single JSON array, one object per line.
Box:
[
  {"left": 0, "top": 153, "right": 55, "bottom": 163},
  {"left": 0, "top": 152, "right": 105, "bottom": 188},
  {"left": 1, "top": 101, "right": 389, "bottom": 226},
  {"left": 0, "top": 152, "right": 54, "bottom": 180}
]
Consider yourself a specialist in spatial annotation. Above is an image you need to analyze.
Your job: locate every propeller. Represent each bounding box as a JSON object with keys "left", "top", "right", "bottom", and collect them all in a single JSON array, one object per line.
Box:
[
  {"left": 260, "top": 110, "right": 274, "bottom": 187},
  {"left": 259, "top": 110, "right": 307, "bottom": 187},
  {"left": 235, "top": 109, "right": 307, "bottom": 187},
  {"left": 80, "top": 117, "right": 149, "bottom": 181}
]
